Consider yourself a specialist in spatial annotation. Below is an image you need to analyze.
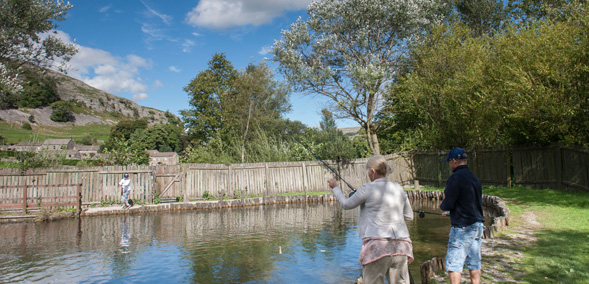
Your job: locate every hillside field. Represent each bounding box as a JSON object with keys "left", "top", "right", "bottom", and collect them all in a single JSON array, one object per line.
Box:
[{"left": 0, "top": 121, "right": 111, "bottom": 145}]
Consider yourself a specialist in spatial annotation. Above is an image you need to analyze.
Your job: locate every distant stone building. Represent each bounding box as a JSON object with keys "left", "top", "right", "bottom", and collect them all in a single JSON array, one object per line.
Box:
[
  {"left": 43, "top": 138, "right": 75, "bottom": 150},
  {"left": 75, "top": 145, "right": 100, "bottom": 159},
  {"left": 58, "top": 149, "right": 81, "bottom": 160},
  {"left": 9, "top": 141, "right": 43, "bottom": 152},
  {"left": 147, "top": 150, "right": 179, "bottom": 166}
]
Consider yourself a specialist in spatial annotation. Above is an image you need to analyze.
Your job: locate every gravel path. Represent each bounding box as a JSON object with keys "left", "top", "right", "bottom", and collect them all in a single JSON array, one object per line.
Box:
[{"left": 430, "top": 211, "right": 541, "bottom": 283}]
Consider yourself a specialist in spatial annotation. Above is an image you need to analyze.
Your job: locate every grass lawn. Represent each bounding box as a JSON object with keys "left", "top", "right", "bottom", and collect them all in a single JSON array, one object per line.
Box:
[
  {"left": 420, "top": 185, "right": 589, "bottom": 283},
  {"left": 483, "top": 186, "right": 589, "bottom": 284}
]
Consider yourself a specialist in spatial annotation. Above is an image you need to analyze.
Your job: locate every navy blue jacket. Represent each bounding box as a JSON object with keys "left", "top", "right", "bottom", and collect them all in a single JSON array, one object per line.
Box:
[{"left": 440, "top": 165, "right": 485, "bottom": 227}]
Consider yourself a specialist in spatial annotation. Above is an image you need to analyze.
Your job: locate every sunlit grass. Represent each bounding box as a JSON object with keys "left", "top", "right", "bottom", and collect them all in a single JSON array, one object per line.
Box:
[
  {"left": 422, "top": 185, "right": 589, "bottom": 283},
  {"left": 0, "top": 121, "right": 111, "bottom": 144}
]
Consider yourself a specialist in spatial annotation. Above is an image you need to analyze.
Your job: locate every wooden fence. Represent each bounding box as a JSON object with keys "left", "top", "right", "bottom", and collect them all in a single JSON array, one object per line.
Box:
[
  {"left": 0, "top": 166, "right": 156, "bottom": 208},
  {"left": 156, "top": 153, "right": 413, "bottom": 201},
  {"left": 0, "top": 154, "right": 413, "bottom": 205},
  {"left": 1, "top": 144, "right": 585, "bottom": 207},
  {"left": 413, "top": 144, "right": 588, "bottom": 191},
  {"left": 0, "top": 183, "right": 82, "bottom": 214}
]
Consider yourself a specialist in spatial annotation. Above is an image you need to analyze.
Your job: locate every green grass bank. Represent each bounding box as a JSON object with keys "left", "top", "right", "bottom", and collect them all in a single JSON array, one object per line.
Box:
[{"left": 421, "top": 185, "right": 589, "bottom": 284}]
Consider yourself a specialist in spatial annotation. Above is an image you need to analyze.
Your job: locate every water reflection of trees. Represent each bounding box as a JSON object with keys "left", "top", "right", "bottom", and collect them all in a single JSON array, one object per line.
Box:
[
  {"left": 0, "top": 201, "right": 458, "bottom": 283},
  {"left": 179, "top": 203, "right": 358, "bottom": 283}
]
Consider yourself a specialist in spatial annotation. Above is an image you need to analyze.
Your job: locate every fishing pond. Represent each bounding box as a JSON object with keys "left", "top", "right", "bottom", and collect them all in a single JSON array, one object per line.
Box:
[{"left": 0, "top": 201, "right": 490, "bottom": 283}]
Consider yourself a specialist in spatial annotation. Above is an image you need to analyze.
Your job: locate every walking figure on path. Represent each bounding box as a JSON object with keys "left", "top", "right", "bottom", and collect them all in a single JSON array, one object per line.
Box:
[{"left": 119, "top": 173, "right": 132, "bottom": 209}]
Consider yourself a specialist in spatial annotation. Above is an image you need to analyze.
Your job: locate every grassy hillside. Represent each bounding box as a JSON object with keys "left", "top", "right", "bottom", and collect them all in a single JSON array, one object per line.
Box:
[
  {"left": 0, "top": 68, "right": 178, "bottom": 145},
  {"left": 0, "top": 121, "right": 111, "bottom": 144}
]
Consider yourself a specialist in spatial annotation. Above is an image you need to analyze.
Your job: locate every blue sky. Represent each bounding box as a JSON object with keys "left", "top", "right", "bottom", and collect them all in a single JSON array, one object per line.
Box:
[{"left": 53, "top": 0, "right": 357, "bottom": 128}]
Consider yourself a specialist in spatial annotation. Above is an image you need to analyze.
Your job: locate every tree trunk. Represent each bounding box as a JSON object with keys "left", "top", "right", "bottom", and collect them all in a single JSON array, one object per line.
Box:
[
  {"left": 370, "top": 130, "right": 380, "bottom": 155},
  {"left": 363, "top": 124, "right": 380, "bottom": 155},
  {"left": 240, "top": 99, "right": 254, "bottom": 163}
]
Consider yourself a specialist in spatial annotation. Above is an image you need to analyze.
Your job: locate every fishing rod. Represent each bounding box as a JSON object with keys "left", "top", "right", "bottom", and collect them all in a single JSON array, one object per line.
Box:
[
  {"left": 414, "top": 210, "right": 444, "bottom": 218},
  {"left": 290, "top": 134, "right": 357, "bottom": 194}
]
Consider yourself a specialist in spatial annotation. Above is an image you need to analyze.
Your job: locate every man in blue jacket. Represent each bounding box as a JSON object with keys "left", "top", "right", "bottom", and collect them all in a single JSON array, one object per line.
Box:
[{"left": 440, "top": 147, "right": 485, "bottom": 284}]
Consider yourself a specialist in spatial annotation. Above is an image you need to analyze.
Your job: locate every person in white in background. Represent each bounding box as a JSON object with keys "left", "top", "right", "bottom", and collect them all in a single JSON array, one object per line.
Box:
[{"left": 119, "top": 173, "right": 131, "bottom": 209}]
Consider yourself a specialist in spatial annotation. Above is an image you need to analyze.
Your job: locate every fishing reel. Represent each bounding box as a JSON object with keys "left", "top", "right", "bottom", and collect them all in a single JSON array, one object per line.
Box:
[{"left": 414, "top": 210, "right": 443, "bottom": 218}]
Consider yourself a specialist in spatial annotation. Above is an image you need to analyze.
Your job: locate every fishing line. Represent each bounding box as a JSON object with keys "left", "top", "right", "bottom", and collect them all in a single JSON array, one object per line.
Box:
[{"left": 289, "top": 133, "right": 357, "bottom": 194}]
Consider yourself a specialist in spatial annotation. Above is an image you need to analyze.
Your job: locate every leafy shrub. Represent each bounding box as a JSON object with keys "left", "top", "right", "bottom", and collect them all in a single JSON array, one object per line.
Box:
[
  {"left": 17, "top": 70, "right": 59, "bottom": 108},
  {"left": 50, "top": 101, "right": 74, "bottom": 122},
  {"left": 21, "top": 122, "right": 32, "bottom": 130}
]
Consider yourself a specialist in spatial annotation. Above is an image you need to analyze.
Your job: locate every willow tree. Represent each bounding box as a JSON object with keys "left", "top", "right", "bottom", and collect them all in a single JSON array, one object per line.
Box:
[{"left": 271, "top": 0, "right": 439, "bottom": 154}]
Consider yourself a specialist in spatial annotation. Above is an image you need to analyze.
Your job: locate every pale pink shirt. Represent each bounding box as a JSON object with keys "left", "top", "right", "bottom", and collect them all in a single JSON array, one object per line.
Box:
[{"left": 359, "top": 237, "right": 414, "bottom": 265}]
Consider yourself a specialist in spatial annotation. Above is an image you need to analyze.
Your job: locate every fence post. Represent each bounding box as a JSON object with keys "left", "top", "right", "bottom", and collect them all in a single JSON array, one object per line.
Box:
[
  {"left": 227, "top": 164, "right": 232, "bottom": 198},
  {"left": 264, "top": 163, "right": 270, "bottom": 198},
  {"left": 23, "top": 185, "right": 28, "bottom": 215},
  {"left": 554, "top": 144, "right": 562, "bottom": 190},
  {"left": 302, "top": 163, "right": 308, "bottom": 199},
  {"left": 77, "top": 183, "right": 82, "bottom": 216}
]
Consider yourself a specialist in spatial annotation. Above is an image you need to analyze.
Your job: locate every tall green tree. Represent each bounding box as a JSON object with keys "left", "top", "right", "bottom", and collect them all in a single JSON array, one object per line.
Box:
[
  {"left": 181, "top": 55, "right": 292, "bottom": 163},
  {"left": 271, "top": 0, "right": 440, "bottom": 155},
  {"left": 0, "top": 0, "right": 77, "bottom": 106},
  {"left": 103, "top": 138, "right": 149, "bottom": 166},
  {"left": 102, "top": 119, "right": 148, "bottom": 153},
  {"left": 17, "top": 68, "right": 59, "bottom": 108},
  {"left": 385, "top": 5, "right": 589, "bottom": 149},
  {"left": 129, "top": 123, "right": 184, "bottom": 153},
  {"left": 181, "top": 53, "right": 238, "bottom": 144},
  {"left": 314, "top": 109, "right": 357, "bottom": 161},
  {"left": 455, "top": 0, "right": 506, "bottom": 36},
  {"left": 230, "top": 61, "right": 291, "bottom": 162}
]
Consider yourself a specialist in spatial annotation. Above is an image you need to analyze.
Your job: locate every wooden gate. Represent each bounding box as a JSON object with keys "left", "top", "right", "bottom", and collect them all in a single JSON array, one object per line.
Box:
[{"left": 154, "top": 165, "right": 184, "bottom": 202}]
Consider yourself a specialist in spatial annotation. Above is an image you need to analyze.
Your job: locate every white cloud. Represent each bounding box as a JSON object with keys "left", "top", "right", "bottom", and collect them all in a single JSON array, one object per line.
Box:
[
  {"left": 182, "top": 39, "right": 195, "bottom": 53},
  {"left": 133, "top": 93, "right": 149, "bottom": 101},
  {"left": 169, "top": 66, "right": 181, "bottom": 73},
  {"left": 141, "top": 23, "right": 168, "bottom": 42},
  {"left": 140, "top": 0, "right": 173, "bottom": 25},
  {"left": 192, "top": 32, "right": 202, "bottom": 37},
  {"left": 127, "top": 54, "right": 150, "bottom": 68},
  {"left": 139, "top": 2, "right": 176, "bottom": 48},
  {"left": 185, "top": 0, "right": 312, "bottom": 29},
  {"left": 99, "top": 5, "right": 112, "bottom": 13},
  {"left": 259, "top": 45, "right": 272, "bottom": 55},
  {"left": 51, "top": 31, "right": 152, "bottom": 98}
]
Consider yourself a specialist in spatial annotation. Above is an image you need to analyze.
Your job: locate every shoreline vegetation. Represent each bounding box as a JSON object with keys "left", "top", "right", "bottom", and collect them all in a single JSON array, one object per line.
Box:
[{"left": 1, "top": 186, "right": 587, "bottom": 283}]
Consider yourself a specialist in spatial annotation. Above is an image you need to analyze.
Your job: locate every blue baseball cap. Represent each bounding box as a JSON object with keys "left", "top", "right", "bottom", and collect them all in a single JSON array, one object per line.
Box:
[{"left": 444, "top": 147, "right": 468, "bottom": 162}]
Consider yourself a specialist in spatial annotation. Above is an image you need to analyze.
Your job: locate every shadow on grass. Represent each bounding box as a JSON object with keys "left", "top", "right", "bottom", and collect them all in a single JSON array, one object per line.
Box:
[
  {"left": 484, "top": 186, "right": 589, "bottom": 210},
  {"left": 522, "top": 229, "right": 589, "bottom": 284}
]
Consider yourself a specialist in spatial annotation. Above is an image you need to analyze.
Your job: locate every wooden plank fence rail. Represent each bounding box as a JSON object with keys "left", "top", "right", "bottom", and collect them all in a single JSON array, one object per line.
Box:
[
  {"left": 413, "top": 144, "right": 588, "bottom": 192},
  {"left": 0, "top": 144, "right": 585, "bottom": 208},
  {"left": 0, "top": 183, "right": 82, "bottom": 215}
]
